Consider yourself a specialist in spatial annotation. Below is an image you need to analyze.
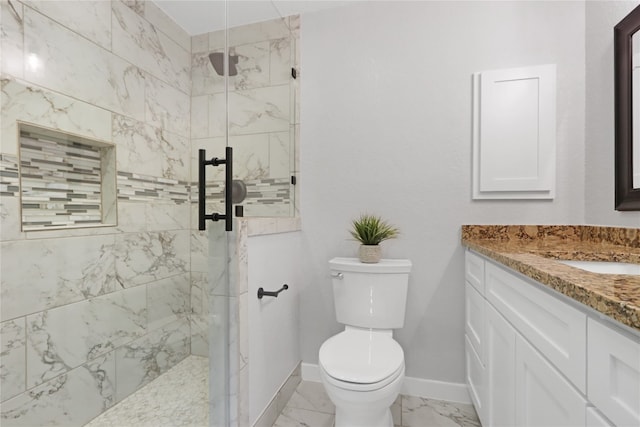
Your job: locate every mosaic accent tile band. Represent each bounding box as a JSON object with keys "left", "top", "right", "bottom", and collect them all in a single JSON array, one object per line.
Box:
[
  {"left": 194, "top": 178, "right": 291, "bottom": 206},
  {"left": 19, "top": 132, "right": 103, "bottom": 229},
  {"left": 1, "top": 153, "right": 292, "bottom": 224},
  {"left": 117, "top": 172, "right": 190, "bottom": 204},
  {"left": 0, "top": 154, "right": 19, "bottom": 197}
]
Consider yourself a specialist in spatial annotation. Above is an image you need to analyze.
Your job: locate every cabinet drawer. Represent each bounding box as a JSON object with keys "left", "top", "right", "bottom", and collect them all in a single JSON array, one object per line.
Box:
[
  {"left": 587, "top": 318, "right": 640, "bottom": 427},
  {"left": 465, "top": 335, "right": 485, "bottom": 425},
  {"left": 485, "top": 262, "right": 586, "bottom": 392},
  {"left": 465, "top": 282, "right": 484, "bottom": 359},
  {"left": 465, "top": 250, "right": 485, "bottom": 294}
]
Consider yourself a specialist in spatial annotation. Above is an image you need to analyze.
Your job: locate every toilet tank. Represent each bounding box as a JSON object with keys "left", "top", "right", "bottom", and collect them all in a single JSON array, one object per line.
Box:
[{"left": 329, "top": 257, "right": 412, "bottom": 330}]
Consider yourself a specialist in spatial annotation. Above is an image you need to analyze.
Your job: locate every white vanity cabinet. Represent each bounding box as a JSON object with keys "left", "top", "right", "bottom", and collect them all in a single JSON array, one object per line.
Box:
[{"left": 464, "top": 249, "right": 640, "bottom": 427}]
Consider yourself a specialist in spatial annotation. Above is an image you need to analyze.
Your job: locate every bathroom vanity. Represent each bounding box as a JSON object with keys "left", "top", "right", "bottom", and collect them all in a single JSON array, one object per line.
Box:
[{"left": 461, "top": 225, "right": 640, "bottom": 427}]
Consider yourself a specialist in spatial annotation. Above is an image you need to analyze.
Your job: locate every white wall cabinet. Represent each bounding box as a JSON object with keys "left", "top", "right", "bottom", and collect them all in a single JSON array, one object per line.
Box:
[
  {"left": 464, "top": 249, "right": 640, "bottom": 427},
  {"left": 472, "top": 64, "right": 556, "bottom": 200}
]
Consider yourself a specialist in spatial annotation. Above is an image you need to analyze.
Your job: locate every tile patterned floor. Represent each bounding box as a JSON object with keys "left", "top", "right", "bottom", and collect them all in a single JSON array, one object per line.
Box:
[
  {"left": 273, "top": 381, "right": 481, "bottom": 427},
  {"left": 86, "top": 356, "right": 480, "bottom": 427}
]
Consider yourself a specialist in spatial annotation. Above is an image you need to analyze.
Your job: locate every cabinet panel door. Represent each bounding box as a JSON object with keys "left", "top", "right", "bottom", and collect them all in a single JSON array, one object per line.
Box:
[
  {"left": 465, "top": 335, "right": 485, "bottom": 425},
  {"left": 485, "top": 303, "right": 516, "bottom": 426},
  {"left": 515, "top": 335, "right": 586, "bottom": 426},
  {"left": 465, "top": 282, "right": 484, "bottom": 358},
  {"left": 587, "top": 318, "right": 640, "bottom": 427},
  {"left": 485, "top": 262, "right": 586, "bottom": 392}
]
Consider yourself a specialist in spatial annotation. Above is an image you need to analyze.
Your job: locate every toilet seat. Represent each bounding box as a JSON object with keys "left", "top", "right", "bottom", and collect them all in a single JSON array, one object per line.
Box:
[{"left": 319, "top": 329, "right": 404, "bottom": 391}]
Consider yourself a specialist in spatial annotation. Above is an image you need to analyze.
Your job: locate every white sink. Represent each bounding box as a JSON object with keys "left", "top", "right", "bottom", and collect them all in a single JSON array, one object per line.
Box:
[{"left": 557, "top": 260, "right": 640, "bottom": 275}]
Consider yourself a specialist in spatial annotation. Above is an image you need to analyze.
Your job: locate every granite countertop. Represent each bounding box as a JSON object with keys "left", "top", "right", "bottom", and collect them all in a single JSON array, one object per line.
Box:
[{"left": 461, "top": 225, "right": 640, "bottom": 332}]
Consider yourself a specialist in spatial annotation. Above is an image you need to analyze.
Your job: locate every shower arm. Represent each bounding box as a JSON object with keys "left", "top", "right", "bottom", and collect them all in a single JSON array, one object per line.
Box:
[{"left": 198, "top": 147, "right": 233, "bottom": 231}]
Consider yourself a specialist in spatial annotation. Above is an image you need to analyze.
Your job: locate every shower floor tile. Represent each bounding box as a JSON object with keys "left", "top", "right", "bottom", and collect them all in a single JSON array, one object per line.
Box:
[{"left": 85, "top": 355, "right": 208, "bottom": 427}]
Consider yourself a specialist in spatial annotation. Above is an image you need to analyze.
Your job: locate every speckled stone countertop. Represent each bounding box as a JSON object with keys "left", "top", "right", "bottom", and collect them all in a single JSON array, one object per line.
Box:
[{"left": 461, "top": 225, "right": 640, "bottom": 332}]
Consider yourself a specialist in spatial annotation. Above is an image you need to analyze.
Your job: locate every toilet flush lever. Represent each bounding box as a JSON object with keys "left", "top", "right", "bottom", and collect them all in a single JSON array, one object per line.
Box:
[{"left": 331, "top": 272, "right": 344, "bottom": 279}]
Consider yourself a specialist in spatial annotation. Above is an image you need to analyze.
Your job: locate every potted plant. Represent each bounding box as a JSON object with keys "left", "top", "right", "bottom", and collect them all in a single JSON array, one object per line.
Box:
[{"left": 349, "top": 214, "right": 399, "bottom": 263}]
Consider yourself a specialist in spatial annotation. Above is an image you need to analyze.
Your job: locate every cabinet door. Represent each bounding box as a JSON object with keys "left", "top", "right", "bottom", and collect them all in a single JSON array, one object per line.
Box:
[
  {"left": 485, "top": 303, "right": 516, "bottom": 426},
  {"left": 587, "top": 318, "right": 640, "bottom": 427},
  {"left": 515, "top": 335, "right": 587, "bottom": 426}
]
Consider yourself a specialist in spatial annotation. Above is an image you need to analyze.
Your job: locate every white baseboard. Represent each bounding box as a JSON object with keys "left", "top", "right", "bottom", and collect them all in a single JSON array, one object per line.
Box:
[{"left": 301, "top": 363, "right": 471, "bottom": 404}]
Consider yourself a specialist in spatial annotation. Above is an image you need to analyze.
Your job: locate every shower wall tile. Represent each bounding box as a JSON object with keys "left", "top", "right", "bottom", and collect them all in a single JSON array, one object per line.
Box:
[
  {"left": 191, "top": 230, "right": 209, "bottom": 273},
  {"left": 23, "top": 8, "right": 146, "bottom": 122},
  {"left": 25, "top": 286, "right": 146, "bottom": 388},
  {"left": 232, "top": 133, "right": 270, "bottom": 180},
  {"left": 189, "top": 314, "right": 209, "bottom": 357},
  {"left": 0, "top": 353, "right": 115, "bottom": 427},
  {"left": 190, "top": 95, "right": 211, "bottom": 138},
  {"left": 0, "top": 196, "right": 22, "bottom": 242},
  {"left": 0, "top": 235, "right": 116, "bottom": 322},
  {"left": 1, "top": 78, "right": 112, "bottom": 156},
  {"left": 231, "top": 41, "right": 271, "bottom": 91},
  {"left": 1, "top": 0, "right": 24, "bottom": 79},
  {"left": 114, "top": 230, "right": 189, "bottom": 288},
  {"left": 1, "top": 318, "right": 26, "bottom": 402},
  {"left": 228, "top": 86, "right": 290, "bottom": 135},
  {"left": 112, "top": 1, "right": 190, "bottom": 94},
  {"left": 114, "top": 317, "right": 190, "bottom": 402},
  {"left": 117, "top": 201, "right": 189, "bottom": 233},
  {"left": 192, "top": 39, "right": 291, "bottom": 96},
  {"left": 191, "top": 51, "right": 225, "bottom": 96},
  {"left": 112, "top": 114, "right": 190, "bottom": 181},
  {"left": 145, "top": 74, "right": 190, "bottom": 138},
  {"left": 143, "top": 1, "right": 191, "bottom": 52},
  {"left": 270, "top": 38, "right": 292, "bottom": 87},
  {"left": 147, "top": 273, "right": 190, "bottom": 330},
  {"left": 121, "top": 0, "right": 145, "bottom": 16},
  {"left": 25, "top": 0, "right": 111, "bottom": 50},
  {"left": 270, "top": 131, "right": 292, "bottom": 179},
  {"left": 190, "top": 271, "right": 207, "bottom": 316}
]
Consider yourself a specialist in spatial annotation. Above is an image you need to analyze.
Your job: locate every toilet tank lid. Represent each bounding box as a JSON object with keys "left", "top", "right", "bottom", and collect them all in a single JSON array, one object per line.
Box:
[{"left": 329, "top": 257, "right": 412, "bottom": 273}]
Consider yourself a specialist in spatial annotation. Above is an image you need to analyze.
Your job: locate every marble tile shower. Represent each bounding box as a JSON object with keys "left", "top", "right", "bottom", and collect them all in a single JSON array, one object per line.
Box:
[
  {"left": 1, "top": 1, "right": 300, "bottom": 425},
  {"left": 0, "top": 1, "right": 193, "bottom": 425}
]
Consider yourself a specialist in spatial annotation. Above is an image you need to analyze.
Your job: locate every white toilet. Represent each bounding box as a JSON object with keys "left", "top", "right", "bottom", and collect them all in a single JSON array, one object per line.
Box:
[{"left": 319, "top": 257, "right": 412, "bottom": 427}]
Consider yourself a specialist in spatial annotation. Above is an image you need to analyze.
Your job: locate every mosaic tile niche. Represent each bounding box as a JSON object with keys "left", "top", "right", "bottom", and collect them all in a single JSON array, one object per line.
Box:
[{"left": 18, "top": 124, "right": 116, "bottom": 230}]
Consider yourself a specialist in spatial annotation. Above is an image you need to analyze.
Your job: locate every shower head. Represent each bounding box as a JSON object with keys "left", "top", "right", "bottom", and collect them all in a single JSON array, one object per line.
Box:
[{"left": 209, "top": 52, "right": 239, "bottom": 76}]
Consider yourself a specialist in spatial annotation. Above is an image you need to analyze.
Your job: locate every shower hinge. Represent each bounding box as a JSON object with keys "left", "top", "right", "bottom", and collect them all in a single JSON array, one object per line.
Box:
[
  {"left": 291, "top": 175, "right": 297, "bottom": 185},
  {"left": 291, "top": 68, "right": 297, "bottom": 79}
]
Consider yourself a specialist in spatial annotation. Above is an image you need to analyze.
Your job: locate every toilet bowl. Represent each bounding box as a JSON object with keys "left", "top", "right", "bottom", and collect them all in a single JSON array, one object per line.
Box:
[
  {"left": 319, "top": 328, "right": 405, "bottom": 427},
  {"left": 320, "top": 258, "right": 412, "bottom": 427}
]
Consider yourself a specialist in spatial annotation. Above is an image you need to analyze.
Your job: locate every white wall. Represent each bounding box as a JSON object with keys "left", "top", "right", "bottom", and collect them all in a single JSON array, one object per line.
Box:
[
  {"left": 299, "top": 1, "right": 586, "bottom": 383},
  {"left": 248, "top": 232, "right": 302, "bottom": 425},
  {"left": 585, "top": 1, "right": 640, "bottom": 226}
]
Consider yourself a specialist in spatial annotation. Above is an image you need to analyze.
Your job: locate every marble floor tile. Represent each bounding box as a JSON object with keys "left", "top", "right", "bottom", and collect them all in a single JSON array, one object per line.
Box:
[
  {"left": 273, "top": 407, "right": 334, "bottom": 427},
  {"left": 401, "top": 396, "right": 480, "bottom": 427},
  {"left": 284, "top": 381, "right": 335, "bottom": 414}
]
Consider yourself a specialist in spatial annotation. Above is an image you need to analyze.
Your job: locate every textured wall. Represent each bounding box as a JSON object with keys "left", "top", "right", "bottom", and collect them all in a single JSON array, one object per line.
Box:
[
  {"left": 299, "top": 0, "right": 586, "bottom": 384},
  {"left": 585, "top": 0, "right": 640, "bottom": 226}
]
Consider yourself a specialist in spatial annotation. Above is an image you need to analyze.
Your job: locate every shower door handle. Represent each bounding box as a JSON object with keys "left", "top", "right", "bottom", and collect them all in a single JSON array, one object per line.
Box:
[{"left": 198, "top": 147, "right": 233, "bottom": 232}]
